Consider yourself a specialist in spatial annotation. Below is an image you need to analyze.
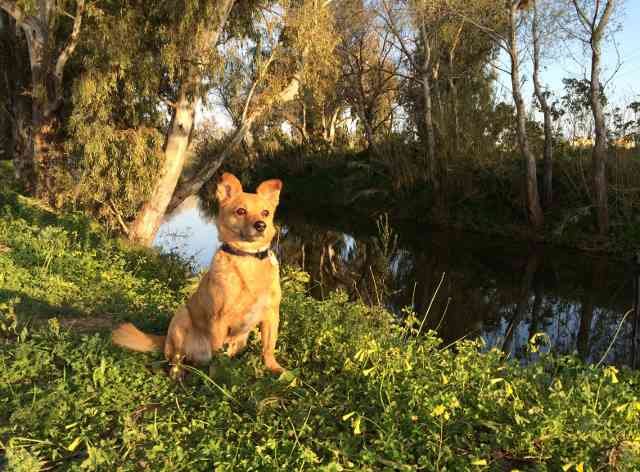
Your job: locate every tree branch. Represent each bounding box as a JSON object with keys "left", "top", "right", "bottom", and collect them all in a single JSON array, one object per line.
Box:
[
  {"left": 594, "top": 0, "right": 615, "bottom": 39},
  {"left": 54, "top": 0, "right": 85, "bottom": 83},
  {"left": 571, "top": 0, "right": 594, "bottom": 33}
]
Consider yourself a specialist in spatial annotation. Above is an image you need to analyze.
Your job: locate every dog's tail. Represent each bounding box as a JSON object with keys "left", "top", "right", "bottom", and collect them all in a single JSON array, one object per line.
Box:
[{"left": 112, "top": 323, "right": 165, "bottom": 353}]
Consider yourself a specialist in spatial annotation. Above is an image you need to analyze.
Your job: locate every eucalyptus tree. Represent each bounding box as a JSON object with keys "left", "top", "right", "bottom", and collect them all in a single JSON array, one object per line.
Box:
[
  {"left": 0, "top": 0, "right": 86, "bottom": 195},
  {"left": 166, "top": 0, "right": 339, "bottom": 214},
  {"left": 126, "top": 0, "right": 237, "bottom": 245},
  {"left": 566, "top": 0, "right": 618, "bottom": 235},
  {"left": 446, "top": 0, "right": 544, "bottom": 229},
  {"left": 530, "top": 0, "right": 560, "bottom": 208}
]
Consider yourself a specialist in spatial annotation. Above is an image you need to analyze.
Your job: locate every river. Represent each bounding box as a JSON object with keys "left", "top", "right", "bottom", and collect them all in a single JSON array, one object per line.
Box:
[{"left": 154, "top": 196, "right": 640, "bottom": 368}]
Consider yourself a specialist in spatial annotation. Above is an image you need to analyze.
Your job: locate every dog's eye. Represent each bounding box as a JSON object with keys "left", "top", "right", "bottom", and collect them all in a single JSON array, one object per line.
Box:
[
  {"left": 261, "top": 210, "right": 270, "bottom": 218},
  {"left": 235, "top": 208, "right": 247, "bottom": 216}
]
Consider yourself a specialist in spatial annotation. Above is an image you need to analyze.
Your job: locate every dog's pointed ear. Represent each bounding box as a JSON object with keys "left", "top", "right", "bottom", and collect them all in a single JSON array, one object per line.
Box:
[
  {"left": 256, "top": 179, "right": 283, "bottom": 205},
  {"left": 216, "top": 173, "right": 243, "bottom": 205}
]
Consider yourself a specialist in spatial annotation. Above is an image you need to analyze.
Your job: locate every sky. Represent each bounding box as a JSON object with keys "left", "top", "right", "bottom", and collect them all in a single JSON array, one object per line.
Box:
[
  {"left": 560, "top": 0, "right": 640, "bottom": 103},
  {"left": 495, "top": 1, "right": 640, "bottom": 107},
  {"left": 202, "top": 1, "right": 640, "bottom": 131}
]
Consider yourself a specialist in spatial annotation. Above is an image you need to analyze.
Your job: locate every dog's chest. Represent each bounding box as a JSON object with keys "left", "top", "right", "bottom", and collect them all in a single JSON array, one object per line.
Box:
[{"left": 229, "top": 295, "right": 270, "bottom": 335}]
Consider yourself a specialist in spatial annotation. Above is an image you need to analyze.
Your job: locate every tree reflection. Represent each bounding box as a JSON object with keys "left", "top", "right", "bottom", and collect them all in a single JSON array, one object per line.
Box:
[{"left": 275, "top": 209, "right": 634, "bottom": 366}]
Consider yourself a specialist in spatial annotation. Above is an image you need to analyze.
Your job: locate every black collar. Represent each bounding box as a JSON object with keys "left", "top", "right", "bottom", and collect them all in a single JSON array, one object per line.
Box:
[{"left": 220, "top": 242, "right": 271, "bottom": 260}]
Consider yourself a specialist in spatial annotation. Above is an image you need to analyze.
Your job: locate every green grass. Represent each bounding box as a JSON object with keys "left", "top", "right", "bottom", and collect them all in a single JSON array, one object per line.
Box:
[{"left": 1, "top": 185, "right": 640, "bottom": 471}]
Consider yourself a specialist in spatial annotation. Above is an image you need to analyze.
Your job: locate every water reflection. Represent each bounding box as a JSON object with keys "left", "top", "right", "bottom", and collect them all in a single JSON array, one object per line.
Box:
[{"left": 154, "top": 197, "right": 638, "bottom": 368}]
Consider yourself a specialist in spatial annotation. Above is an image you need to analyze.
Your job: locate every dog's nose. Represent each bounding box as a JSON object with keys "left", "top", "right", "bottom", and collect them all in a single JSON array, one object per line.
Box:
[{"left": 254, "top": 221, "right": 266, "bottom": 232}]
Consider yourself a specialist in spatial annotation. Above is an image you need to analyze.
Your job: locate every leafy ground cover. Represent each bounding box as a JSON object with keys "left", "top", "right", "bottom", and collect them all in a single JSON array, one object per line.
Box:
[{"left": 1, "top": 182, "right": 640, "bottom": 471}]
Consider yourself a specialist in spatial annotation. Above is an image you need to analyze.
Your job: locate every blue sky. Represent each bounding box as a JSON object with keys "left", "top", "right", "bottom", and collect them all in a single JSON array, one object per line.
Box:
[
  {"left": 546, "top": 1, "right": 639, "bottom": 105},
  {"left": 494, "top": 1, "right": 640, "bottom": 107}
]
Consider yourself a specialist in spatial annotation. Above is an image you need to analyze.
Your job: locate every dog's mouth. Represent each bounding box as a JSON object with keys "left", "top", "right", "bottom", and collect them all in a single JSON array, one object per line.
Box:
[{"left": 238, "top": 229, "right": 264, "bottom": 242}]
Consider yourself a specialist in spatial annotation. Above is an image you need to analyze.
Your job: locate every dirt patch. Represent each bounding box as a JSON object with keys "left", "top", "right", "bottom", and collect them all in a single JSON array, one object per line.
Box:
[
  {"left": 57, "top": 316, "right": 116, "bottom": 332},
  {"left": 26, "top": 315, "right": 116, "bottom": 333}
]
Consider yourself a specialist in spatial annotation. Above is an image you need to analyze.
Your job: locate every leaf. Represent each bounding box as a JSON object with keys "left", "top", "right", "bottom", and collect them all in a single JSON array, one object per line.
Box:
[{"left": 471, "top": 458, "right": 487, "bottom": 466}]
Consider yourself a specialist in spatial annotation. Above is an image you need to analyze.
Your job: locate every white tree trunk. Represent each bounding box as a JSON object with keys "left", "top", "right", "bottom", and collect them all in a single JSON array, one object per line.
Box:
[
  {"left": 128, "top": 0, "right": 235, "bottom": 245},
  {"left": 508, "top": 3, "right": 543, "bottom": 229}
]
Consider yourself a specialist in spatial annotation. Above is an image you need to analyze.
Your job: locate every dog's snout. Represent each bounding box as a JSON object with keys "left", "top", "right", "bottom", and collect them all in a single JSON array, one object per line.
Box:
[{"left": 254, "top": 220, "right": 267, "bottom": 232}]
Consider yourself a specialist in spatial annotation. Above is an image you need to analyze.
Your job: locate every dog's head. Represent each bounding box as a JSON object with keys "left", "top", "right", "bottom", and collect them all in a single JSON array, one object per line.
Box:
[{"left": 215, "top": 173, "right": 282, "bottom": 251}]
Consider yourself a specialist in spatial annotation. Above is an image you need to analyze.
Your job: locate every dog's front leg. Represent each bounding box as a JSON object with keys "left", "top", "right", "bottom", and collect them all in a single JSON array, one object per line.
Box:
[
  {"left": 259, "top": 311, "right": 284, "bottom": 374},
  {"left": 209, "top": 318, "right": 228, "bottom": 355}
]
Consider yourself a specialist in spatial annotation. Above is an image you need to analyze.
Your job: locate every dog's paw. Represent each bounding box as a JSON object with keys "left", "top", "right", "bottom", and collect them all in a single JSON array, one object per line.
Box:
[{"left": 265, "top": 361, "right": 285, "bottom": 375}]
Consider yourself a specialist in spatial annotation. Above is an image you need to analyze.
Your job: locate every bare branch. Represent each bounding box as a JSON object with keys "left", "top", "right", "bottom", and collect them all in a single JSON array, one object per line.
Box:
[
  {"left": 571, "top": 0, "right": 594, "bottom": 33},
  {"left": 108, "top": 198, "right": 130, "bottom": 236},
  {"left": 54, "top": 0, "right": 85, "bottom": 82}
]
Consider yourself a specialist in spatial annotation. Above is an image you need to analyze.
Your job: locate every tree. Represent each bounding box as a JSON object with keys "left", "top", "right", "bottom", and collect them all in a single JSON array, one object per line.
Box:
[
  {"left": 507, "top": 1, "right": 544, "bottom": 228},
  {"left": 379, "top": 0, "right": 439, "bottom": 183},
  {"left": 568, "top": 0, "right": 617, "bottom": 235},
  {"left": 0, "top": 11, "right": 30, "bottom": 165},
  {"left": 127, "top": 0, "right": 237, "bottom": 246},
  {"left": 0, "top": 0, "right": 86, "bottom": 195},
  {"left": 449, "top": 0, "right": 544, "bottom": 228},
  {"left": 166, "top": 0, "right": 339, "bottom": 214},
  {"left": 530, "top": 0, "right": 557, "bottom": 208},
  {"left": 337, "top": 0, "right": 399, "bottom": 152}
]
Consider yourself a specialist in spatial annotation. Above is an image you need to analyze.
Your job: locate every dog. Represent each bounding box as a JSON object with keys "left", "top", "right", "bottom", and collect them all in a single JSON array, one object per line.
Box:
[{"left": 112, "top": 173, "right": 285, "bottom": 376}]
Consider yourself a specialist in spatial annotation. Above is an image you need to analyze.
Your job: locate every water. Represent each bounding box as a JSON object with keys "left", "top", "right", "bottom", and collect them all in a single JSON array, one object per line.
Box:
[{"left": 155, "top": 196, "right": 640, "bottom": 368}]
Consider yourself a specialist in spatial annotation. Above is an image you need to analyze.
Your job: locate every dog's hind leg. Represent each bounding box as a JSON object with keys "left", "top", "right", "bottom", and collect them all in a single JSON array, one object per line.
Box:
[{"left": 164, "top": 306, "right": 205, "bottom": 379}]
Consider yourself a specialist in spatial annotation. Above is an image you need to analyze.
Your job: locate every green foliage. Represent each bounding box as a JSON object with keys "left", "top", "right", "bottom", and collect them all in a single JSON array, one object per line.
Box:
[{"left": 1, "top": 176, "right": 640, "bottom": 471}]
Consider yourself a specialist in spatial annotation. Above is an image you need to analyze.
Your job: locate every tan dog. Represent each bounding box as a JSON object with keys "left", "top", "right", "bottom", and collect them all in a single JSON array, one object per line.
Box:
[{"left": 112, "top": 173, "right": 285, "bottom": 375}]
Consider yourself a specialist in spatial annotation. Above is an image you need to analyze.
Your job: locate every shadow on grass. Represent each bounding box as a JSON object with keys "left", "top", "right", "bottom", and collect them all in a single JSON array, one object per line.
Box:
[{"left": 1, "top": 289, "right": 116, "bottom": 334}]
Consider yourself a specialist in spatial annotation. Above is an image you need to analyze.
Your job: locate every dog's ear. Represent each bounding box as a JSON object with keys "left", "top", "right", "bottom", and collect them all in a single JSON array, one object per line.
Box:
[
  {"left": 256, "top": 179, "right": 283, "bottom": 205},
  {"left": 216, "top": 173, "right": 243, "bottom": 205}
]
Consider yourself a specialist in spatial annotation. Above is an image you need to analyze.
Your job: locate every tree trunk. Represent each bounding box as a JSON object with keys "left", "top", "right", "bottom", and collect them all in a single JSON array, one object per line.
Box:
[
  {"left": 127, "top": 0, "right": 235, "bottom": 245},
  {"left": 448, "top": 23, "right": 463, "bottom": 155},
  {"left": 128, "top": 85, "right": 197, "bottom": 245},
  {"left": 531, "top": 1, "right": 553, "bottom": 208},
  {"left": 508, "top": 4, "right": 543, "bottom": 229},
  {"left": 1, "top": 0, "right": 85, "bottom": 196},
  {"left": 167, "top": 116, "right": 255, "bottom": 214},
  {"left": 421, "top": 38, "right": 437, "bottom": 187},
  {"left": 448, "top": 68, "right": 460, "bottom": 155},
  {"left": 328, "top": 107, "right": 340, "bottom": 146},
  {"left": 570, "top": 0, "right": 614, "bottom": 235},
  {"left": 589, "top": 37, "right": 609, "bottom": 235},
  {"left": 0, "top": 12, "right": 31, "bottom": 171},
  {"left": 354, "top": 102, "right": 376, "bottom": 151}
]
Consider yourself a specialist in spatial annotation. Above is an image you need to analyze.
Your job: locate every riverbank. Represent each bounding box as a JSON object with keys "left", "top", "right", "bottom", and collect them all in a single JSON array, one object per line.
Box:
[
  {"left": 1, "top": 185, "right": 640, "bottom": 469},
  {"left": 240, "top": 147, "right": 640, "bottom": 257}
]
